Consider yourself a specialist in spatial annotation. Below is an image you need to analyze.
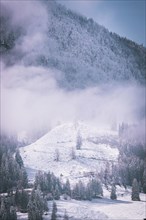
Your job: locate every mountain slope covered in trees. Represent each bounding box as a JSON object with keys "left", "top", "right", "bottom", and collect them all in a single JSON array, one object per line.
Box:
[{"left": 0, "top": 0, "right": 146, "bottom": 89}]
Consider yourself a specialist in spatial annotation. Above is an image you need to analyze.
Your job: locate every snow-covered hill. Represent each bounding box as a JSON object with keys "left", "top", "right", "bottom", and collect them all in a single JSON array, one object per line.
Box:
[{"left": 20, "top": 122, "right": 119, "bottom": 181}]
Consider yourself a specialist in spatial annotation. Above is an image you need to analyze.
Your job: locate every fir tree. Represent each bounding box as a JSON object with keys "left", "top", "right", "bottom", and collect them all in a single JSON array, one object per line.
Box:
[
  {"left": 63, "top": 210, "right": 69, "bottom": 220},
  {"left": 0, "top": 198, "right": 7, "bottom": 220},
  {"left": 110, "top": 185, "right": 117, "bottom": 200},
  {"left": 76, "top": 131, "right": 82, "bottom": 150},
  {"left": 54, "top": 149, "right": 60, "bottom": 162},
  {"left": 28, "top": 189, "right": 44, "bottom": 220},
  {"left": 19, "top": 189, "right": 29, "bottom": 212},
  {"left": 132, "top": 178, "right": 140, "bottom": 201},
  {"left": 51, "top": 201, "right": 57, "bottom": 220},
  {"left": 54, "top": 184, "right": 60, "bottom": 200},
  {"left": 10, "top": 206, "right": 17, "bottom": 220},
  {"left": 86, "top": 183, "right": 92, "bottom": 201},
  {"left": 142, "top": 167, "right": 146, "bottom": 193},
  {"left": 70, "top": 147, "right": 76, "bottom": 160},
  {"left": 64, "top": 179, "right": 71, "bottom": 197},
  {"left": 15, "top": 150, "right": 23, "bottom": 168}
]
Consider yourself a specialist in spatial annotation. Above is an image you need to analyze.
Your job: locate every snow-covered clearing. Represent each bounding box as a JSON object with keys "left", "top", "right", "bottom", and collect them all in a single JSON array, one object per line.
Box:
[
  {"left": 17, "top": 192, "right": 146, "bottom": 220},
  {"left": 47, "top": 194, "right": 146, "bottom": 220}
]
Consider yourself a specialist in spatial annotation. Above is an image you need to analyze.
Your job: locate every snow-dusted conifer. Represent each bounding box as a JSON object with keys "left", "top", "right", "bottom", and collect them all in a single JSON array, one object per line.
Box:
[
  {"left": 15, "top": 149, "right": 23, "bottom": 168},
  {"left": 142, "top": 167, "right": 146, "bottom": 193},
  {"left": 54, "top": 149, "right": 60, "bottom": 162},
  {"left": 76, "top": 131, "right": 82, "bottom": 150},
  {"left": 70, "top": 147, "right": 76, "bottom": 159},
  {"left": 131, "top": 178, "right": 140, "bottom": 201},
  {"left": 110, "top": 185, "right": 117, "bottom": 200},
  {"left": 63, "top": 210, "right": 69, "bottom": 220},
  {"left": 51, "top": 201, "right": 57, "bottom": 220}
]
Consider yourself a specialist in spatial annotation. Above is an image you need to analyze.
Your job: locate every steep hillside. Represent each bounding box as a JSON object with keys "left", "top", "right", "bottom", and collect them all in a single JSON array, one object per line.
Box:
[
  {"left": 1, "top": 0, "right": 146, "bottom": 89},
  {"left": 20, "top": 122, "right": 119, "bottom": 181}
]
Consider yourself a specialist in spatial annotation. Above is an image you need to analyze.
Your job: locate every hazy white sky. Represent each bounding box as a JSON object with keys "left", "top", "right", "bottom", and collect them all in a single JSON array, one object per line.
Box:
[{"left": 60, "top": 0, "right": 145, "bottom": 46}]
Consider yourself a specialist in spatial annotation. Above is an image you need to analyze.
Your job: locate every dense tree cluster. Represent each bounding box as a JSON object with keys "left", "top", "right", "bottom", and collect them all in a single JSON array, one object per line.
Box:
[
  {"left": 0, "top": 134, "right": 28, "bottom": 193},
  {"left": 112, "top": 123, "right": 146, "bottom": 193},
  {"left": 15, "top": 188, "right": 29, "bottom": 213},
  {"left": 0, "top": 149, "right": 28, "bottom": 193},
  {"left": 28, "top": 188, "right": 48, "bottom": 220},
  {"left": 99, "top": 128, "right": 146, "bottom": 196},
  {"left": 0, "top": 197, "right": 17, "bottom": 220},
  {"left": 34, "top": 171, "right": 62, "bottom": 200},
  {"left": 72, "top": 179, "right": 103, "bottom": 201},
  {"left": 34, "top": 171, "right": 103, "bottom": 202}
]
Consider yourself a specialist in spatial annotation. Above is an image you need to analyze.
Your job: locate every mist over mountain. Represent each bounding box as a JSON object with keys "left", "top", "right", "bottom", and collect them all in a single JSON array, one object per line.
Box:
[{"left": 0, "top": 0, "right": 145, "bottom": 139}]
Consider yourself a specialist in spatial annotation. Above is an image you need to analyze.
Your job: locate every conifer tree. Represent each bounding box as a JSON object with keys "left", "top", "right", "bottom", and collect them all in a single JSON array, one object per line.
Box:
[
  {"left": 110, "top": 185, "right": 117, "bottom": 200},
  {"left": 132, "top": 178, "right": 140, "bottom": 201},
  {"left": 70, "top": 147, "right": 76, "bottom": 160},
  {"left": 10, "top": 206, "right": 17, "bottom": 220},
  {"left": 54, "top": 149, "right": 60, "bottom": 162},
  {"left": 54, "top": 184, "right": 60, "bottom": 200},
  {"left": 15, "top": 150, "right": 23, "bottom": 168},
  {"left": 64, "top": 179, "right": 71, "bottom": 197},
  {"left": 86, "top": 183, "right": 92, "bottom": 201},
  {"left": 76, "top": 131, "right": 82, "bottom": 150},
  {"left": 51, "top": 201, "right": 57, "bottom": 220},
  {"left": 142, "top": 167, "right": 146, "bottom": 193},
  {"left": 63, "top": 210, "right": 69, "bottom": 220},
  {"left": 28, "top": 189, "right": 44, "bottom": 220},
  {"left": 0, "top": 198, "right": 7, "bottom": 220}
]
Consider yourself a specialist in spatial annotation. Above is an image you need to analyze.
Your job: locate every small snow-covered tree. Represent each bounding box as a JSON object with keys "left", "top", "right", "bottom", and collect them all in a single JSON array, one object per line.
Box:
[
  {"left": 0, "top": 198, "right": 7, "bottom": 220},
  {"left": 64, "top": 179, "right": 71, "bottom": 197},
  {"left": 54, "top": 184, "right": 60, "bottom": 200},
  {"left": 10, "top": 206, "right": 17, "bottom": 220},
  {"left": 131, "top": 178, "right": 140, "bottom": 201},
  {"left": 76, "top": 131, "right": 82, "bottom": 150},
  {"left": 142, "top": 167, "right": 146, "bottom": 193},
  {"left": 110, "top": 185, "right": 117, "bottom": 200},
  {"left": 15, "top": 149, "right": 23, "bottom": 168},
  {"left": 70, "top": 147, "right": 76, "bottom": 160},
  {"left": 54, "top": 149, "right": 60, "bottom": 162},
  {"left": 63, "top": 210, "right": 69, "bottom": 220},
  {"left": 28, "top": 188, "right": 44, "bottom": 220},
  {"left": 51, "top": 201, "right": 57, "bottom": 220}
]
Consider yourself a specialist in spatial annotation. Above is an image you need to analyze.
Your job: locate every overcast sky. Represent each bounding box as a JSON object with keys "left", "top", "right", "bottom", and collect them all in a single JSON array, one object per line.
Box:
[{"left": 60, "top": 0, "right": 145, "bottom": 46}]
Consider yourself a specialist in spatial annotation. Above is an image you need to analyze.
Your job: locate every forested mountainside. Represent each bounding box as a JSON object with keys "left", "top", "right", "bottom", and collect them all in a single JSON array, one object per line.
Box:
[{"left": 0, "top": 0, "right": 146, "bottom": 89}]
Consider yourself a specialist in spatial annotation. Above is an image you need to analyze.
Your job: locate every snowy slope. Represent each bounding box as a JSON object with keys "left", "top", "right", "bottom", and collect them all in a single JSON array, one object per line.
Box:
[{"left": 20, "top": 122, "right": 119, "bottom": 181}]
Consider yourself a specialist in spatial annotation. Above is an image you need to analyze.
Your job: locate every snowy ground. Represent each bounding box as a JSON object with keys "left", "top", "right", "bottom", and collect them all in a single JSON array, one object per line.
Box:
[{"left": 17, "top": 187, "right": 146, "bottom": 220}]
